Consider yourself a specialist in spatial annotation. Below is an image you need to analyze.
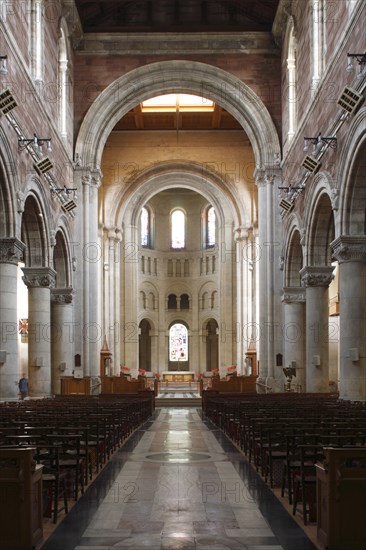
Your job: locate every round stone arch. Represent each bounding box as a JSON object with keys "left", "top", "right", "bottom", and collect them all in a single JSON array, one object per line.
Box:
[
  {"left": 303, "top": 173, "right": 335, "bottom": 267},
  {"left": 283, "top": 213, "right": 304, "bottom": 288},
  {"left": 75, "top": 60, "right": 280, "bottom": 171},
  {"left": 0, "top": 128, "right": 18, "bottom": 238},
  {"left": 114, "top": 163, "right": 244, "bottom": 231},
  {"left": 337, "top": 108, "right": 366, "bottom": 235},
  {"left": 21, "top": 190, "right": 50, "bottom": 268}
]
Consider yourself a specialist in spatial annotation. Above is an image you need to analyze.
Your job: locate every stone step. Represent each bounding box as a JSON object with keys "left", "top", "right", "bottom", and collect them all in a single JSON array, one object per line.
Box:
[{"left": 155, "top": 397, "right": 202, "bottom": 407}]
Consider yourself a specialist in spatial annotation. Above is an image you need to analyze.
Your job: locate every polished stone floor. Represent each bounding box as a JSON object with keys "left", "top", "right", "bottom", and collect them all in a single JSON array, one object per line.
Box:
[{"left": 40, "top": 408, "right": 317, "bottom": 550}]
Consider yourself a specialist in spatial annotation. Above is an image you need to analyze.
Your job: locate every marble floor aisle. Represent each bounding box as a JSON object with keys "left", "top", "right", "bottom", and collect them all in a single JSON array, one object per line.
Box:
[{"left": 40, "top": 408, "right": 317, "bottom": 550}]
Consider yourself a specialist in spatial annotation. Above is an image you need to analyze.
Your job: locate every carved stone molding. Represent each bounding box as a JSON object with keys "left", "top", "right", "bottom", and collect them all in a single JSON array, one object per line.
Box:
[
  {"left": 282, "top": 287, "right": 306, "bottom": 303},
  {"left": 22, "top": 267, "right": 57, "bottom": 289},
  {"left": 300, "top": 266, "right": 334, "bottom": 288},
  {"left": 0, "top": 238, "right": 25, "bottom": 265},
  {"left": 51, "top": 288, "right": 74, "bottom": 304},
  {"left": 331, "top": 236, "right": 366, "bottom": 263}
]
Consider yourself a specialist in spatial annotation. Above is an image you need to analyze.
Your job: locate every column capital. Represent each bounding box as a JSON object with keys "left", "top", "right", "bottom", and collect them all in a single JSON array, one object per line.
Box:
[
  {"left": 115, "top": 229, "right": 123, "bottom": 242},
  {"left": 254, "top": 167, "right": 282, "bottom": 188},
  {"left": 22, "top": 267, "right": 57, "bottom": 289},
  {"left": 0, "top": 238, "right": 25, "bottom": 264},
  {"left": 78, "top": 166, "right": 103, "bottom": 188},
  {"left": 233, "top": 226, "right": 249, "bottom": 242},
  {"left": 300, "top": 266, "right": 334, "bottom": 287},
  {"left": 51, "top": 288, "right": 74, "bottom": 304},
  {"left": 282, "top": 287, "right": 306, "bottom": 303},
  {"left": 331, "top": 236, "right": 366, "bottom": 263},
  {"left": 107, "top": 227, "right": 117, "bottom": 241}
]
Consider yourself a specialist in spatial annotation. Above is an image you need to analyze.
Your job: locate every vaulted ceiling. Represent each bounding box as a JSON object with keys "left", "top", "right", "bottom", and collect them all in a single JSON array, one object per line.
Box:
[{"left": 75, "top": 0, "right": 280, "bottom": 33}]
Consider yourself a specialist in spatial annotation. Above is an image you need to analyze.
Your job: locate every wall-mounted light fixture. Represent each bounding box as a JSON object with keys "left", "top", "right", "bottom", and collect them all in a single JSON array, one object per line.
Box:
[
  {"left": 346, "top": 52, "right": 366, "bottom": 79},
  {"left": 51, "top": 186, "right": 77, "bottom": 200},
  {"left": 0, "top": 55, "right": 7, "bottom": 75},
  {"left": 34, "top": 157, "right": 53, "bottom": 175},
  {"left": 62, "top": 200, "right": 77, "bottom": 213},
  {"left": 18, "top": 133, "right": 52, "bottom": 155},
  {"left": 279, "top": 198, "right": 294, "bottom": 213},
  {"left": 0, "top": 88, "right": 17, "bottom": 114},
  {"left": 303, "top": 134, "right": 337, "bottom": 153},
  {"left": 302, "top": 155, "right": 322, "bottom": 174},
  {"left": 338, "top": 85, "right": 364, "bottom": 113}
]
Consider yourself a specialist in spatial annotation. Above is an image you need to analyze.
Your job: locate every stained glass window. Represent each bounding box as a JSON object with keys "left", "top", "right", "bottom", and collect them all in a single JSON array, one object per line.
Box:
[
  {"left": 207, "top": 206, "right": 216, "bottom": 247},
  {"left": 141, "top": 207, "right": 149, "bottom": 247},
  {"left": 169, "top": 323, "right": 188, "bottom": 361},
  {"left": 171, "top": 210, "right": 185, "bottom": 249}
]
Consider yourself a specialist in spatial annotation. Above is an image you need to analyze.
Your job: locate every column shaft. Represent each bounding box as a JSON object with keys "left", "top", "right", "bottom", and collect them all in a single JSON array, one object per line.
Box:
[
  {"left": 332, "top": 236, "right": 366, "bottom": 400},
  {"left": 301, "top": 267, "right": 333, "bottom": 393},
  {"left": 22, "top": 267, "right": 56, "bottom": 397},
  {"left": 51, "top": 289, "right": 74, "bottom": 394}
]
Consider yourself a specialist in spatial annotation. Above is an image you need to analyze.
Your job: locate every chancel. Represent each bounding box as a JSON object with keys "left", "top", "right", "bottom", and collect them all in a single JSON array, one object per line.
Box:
[{"left": 0, "top": 1, "right": 366, "bottom": 550}]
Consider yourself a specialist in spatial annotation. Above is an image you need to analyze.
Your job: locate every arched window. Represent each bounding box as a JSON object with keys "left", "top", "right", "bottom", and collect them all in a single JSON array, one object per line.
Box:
[
  {"left": 141, "top": 207, "right": 150, "bottom": 247},
  {"left": 180, "top": 293, "right": 190, "bottom": 309},
  {"left": 311, "top": 0, "right": 324, "bottom": 92},
  {"left": 0, "top": 0, "right": 7, "bottom": 20},
  {"left": 287, "top": 26, "right": 297, "bottom": 142},
  {"left": 207, "top": 206, "right": 216, "bottom": 247},
  {"left": 171, "top": 209, "right": 185, "bottom": 249},
  {"left": 167, "top": 294, "right": 177, "bottom": 309},
  {"left": 29, "top": 0, "right": 44, "bottom": 82},
  {"left": 58, "top": 27, "right": 68, "bottom": 138},
  {"left": 169, "top": 323, "right": 188, "bottom": 361}
]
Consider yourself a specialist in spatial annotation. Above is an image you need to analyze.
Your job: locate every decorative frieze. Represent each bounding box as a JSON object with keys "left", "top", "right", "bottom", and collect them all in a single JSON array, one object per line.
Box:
[
  {"left": 0, "top": 238, "right": 25, "bottom": 264},
  {"left": 51, "top": 288, "right": 74, "bottom": 304},
  {"left": 300, "top": 266, "right": 334, "bottom": 287},
  {"left": 22, "top": 267, "right": 57, "bottom": 289},
  {"left": 331, "top": 236, "right": 366, "bottom": 263}
]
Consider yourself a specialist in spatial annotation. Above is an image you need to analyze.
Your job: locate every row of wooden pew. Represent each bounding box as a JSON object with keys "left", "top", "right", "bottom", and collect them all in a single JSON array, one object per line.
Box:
[
  {"left": 202, "top": 391, "right": 366, "bottom": 526},
  {"left": 0, "top": 393, "right": 154, "bottom": 533}
]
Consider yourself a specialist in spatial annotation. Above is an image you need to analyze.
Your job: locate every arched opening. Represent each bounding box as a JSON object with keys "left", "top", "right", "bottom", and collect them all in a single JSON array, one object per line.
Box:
[
  {"left": 180, "top": 293, "right": 190, "bottom": 310},
  {"left": 168, "top": 294, "right": 177, "bottom": 309},
  {"left": 21, "top": 195, "right": 47, "bottom": 267},
  {"left": 308, "top": 194, "right": 335, "bottom": 267},
  {"left": 139, "top": 319, "right": 152, "bottom": 372},
  {"left": 286, "top": 230, "right": 303, "bottom": 287},
  {"left": 84, "top": 61, "right": 279, "bottom": 377},
  {"left": 53, "top": 231, "right": 69, "bottom": 288},
  {"left": 0, "top": 165, "right": 10, "bottom": 238},
  {"left": 344, "top": 139, "right": 366, "bottom": 235},
  {"left": 169, "top": 322, "right": 189, "bottom": 371}
]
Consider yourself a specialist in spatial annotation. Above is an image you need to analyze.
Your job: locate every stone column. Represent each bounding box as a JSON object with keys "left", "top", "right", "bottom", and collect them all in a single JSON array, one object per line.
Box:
[
  {"left": 265, "top": 175, "right": 275, "bottom": 387},
  {"left": 282, "top": 288, "right": 306, "bottom": 391},
  {"left": 0, "top": 238, "right": 25, "bottom": 399},
  {"left": 114, "top": 229, "right": 122, "bottom": 374},
  {"left": 255, "top": 172, "right": 268, "bottom": 384},
  {"left": 51, "top": 289, "right": 74, "bottom": 395},
  {"left": 234, "top": 227, "right": 244, "bottom": 374},
  {"left": 123, "top": 223, "right": 139, "bottom": 376},
  {"left": 22, "top": 267, "right": 56, "bottom": 397},
  {"left": 107, "top": 228, "right": 116, "bottom": 372},
  {"left": 300, "top": 266, "right": 333, "bottom": 393},
  {"left": 219, "top": 222, "right": 235, "bottom": 372},
  {"left": 331, "top": 236, "right": 366, "bottom": 400},
  {"left": 88, "top": 172, "right": 102, "bottom": 378}
]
